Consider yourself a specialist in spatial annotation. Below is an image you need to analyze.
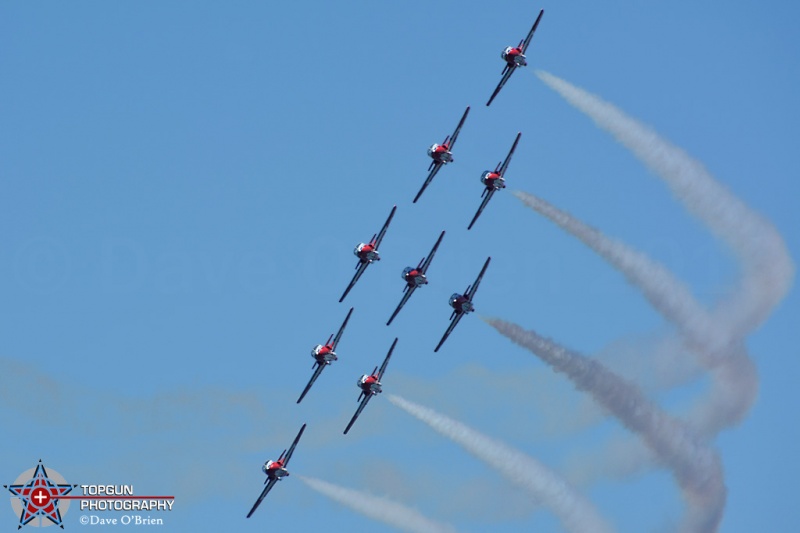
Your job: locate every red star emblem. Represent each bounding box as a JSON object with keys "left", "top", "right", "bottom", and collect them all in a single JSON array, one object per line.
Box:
[{"left": 5, "top": 461, "right": 75, "bottom": 529}]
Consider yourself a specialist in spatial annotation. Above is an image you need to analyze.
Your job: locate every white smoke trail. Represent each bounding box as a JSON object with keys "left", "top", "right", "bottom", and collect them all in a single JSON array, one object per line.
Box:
[
  {"left": 511, "top": 190, "right": 759, "bottom": 435},
  {"left": 387, "top": 394, "right": 615, "bottom": 533},
  {"left": 517, "top": 71, "right": 795, "bottom": 486},
  {"left": 484, "top": 318, "right": 726, "bottom": 533},
  {"left": 297, "top": 475, "right": 458, "bottom": 533},
  {"left": 535, "top": 70, "right": 794, "bottom": 337},
  {"left": 563, "top": 349, "right": 757, "bottom": 489},
  {"left": 512, "top": 190, "right": 731, "bottom": 356}
]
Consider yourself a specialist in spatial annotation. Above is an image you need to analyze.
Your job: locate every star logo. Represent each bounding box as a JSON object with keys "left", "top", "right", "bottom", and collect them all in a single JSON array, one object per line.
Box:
[{"left": 4, "top": 460, "right": 77, "bottom": 529}]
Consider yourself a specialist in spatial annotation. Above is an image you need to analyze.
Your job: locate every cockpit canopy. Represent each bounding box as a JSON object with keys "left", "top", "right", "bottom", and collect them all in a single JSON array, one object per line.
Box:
[
  {"left": 402, "top": 266, "right": 414, "bottom": 279},
  {"left": 450, "top": 293, "right": 462, "bottom": 304},
  {"left": 358, "top": 375, "right": 369, "bottom": 387},
  {"left": 427, "top": 144, "right": 439, "bottom": 157}
]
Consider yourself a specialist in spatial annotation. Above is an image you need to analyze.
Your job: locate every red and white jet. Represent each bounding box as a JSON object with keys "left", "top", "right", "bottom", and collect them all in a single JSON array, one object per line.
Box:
[
  {"left": 413, "top": 106, "right": 471, "bottom": 203},
  {"left": 468, "top": 133, "right": 521, "bottom": 230},
  {"left": 386, "top": 231, "right": 445, "bottom": 326},
  {"left": 246, "top": 423, "right": 306, "bottom": 518},
  {"left": 343, "top": 338, "right": 397, "bottom": 435},
  {"left": 297, "top": 307, "right": 354, "bottom": 404},
  {"left": 486, "top": 9, "right": 544, "bottom": 107},
  {"left": 339, "top": 205, "right": 397, "bottom": 303},
  {"left": 434, "top": 257, "right": 491, "bottom": 352}
]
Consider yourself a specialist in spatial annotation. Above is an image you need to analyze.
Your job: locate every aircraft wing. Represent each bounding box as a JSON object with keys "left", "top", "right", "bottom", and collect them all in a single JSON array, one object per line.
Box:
[
  {"left": 499, "top": 132, "right": 522, "bottom": 176},
  {"left": 339, "top": 261, "right": 369, "bottom": 302},
  {"left": 283, "top": 423, "right": 307, "bottom": 467},
  {"left": 420, "top": 230, "right": 445, "bottom": 274},
  {"left": 343, "top": 394, "right": 372, "bottom": 435},
  {"left": 296, "top": 364, "right": 326, "bottom": 404},
  {"left": 467, "top": 257, "right": 491, "bottom": 300},
  {"left": 374, "top": 205, "right": 397, "bottom": 249},
  {"left": 434, "top": 312, "right": 464, "bottom": 353},
  {"left": 467, "top": 188, "right": 496, "bottom": 230},
  {"left": 246, "top": 477, "right": 278, "bottom": 518},
  {"left": 521, "top": 9, "right": 545, "bottom": 54},
  {"left": 486, "top": 66, "right": 516, "bottom": 107},
  {"left": 386, "top": 286, "right": 415, "bottom": 326},
  {"left": 413, "top": 163, "right": 443, "bottom": 203},
  {"left": 448, "top": 106, "right": 471, "bottom": 150},
  {"left": 331, "top": 307, "right": 354, "bottom": 351},
  {"left": 377, "top": 337, "right": 397, "bottom": 380}
]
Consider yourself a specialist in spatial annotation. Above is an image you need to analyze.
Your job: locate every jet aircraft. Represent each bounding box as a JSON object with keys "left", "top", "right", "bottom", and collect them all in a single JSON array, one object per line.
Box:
[
  {"left": 340, "top": 205, "right": 397, "bottom": 302},
  {"left": 468, "top": 133, "right": 521, "bottom": 230},
  {"left": 486, "top": 9, "right": 544, "bottom": 107},
  {"left": 434, "top": 257, "right": 491, "bottom": 352},
  {"left": 386, "top": 231, "right": 445, "bottom": 326},
  {"left": 297, "top": 307, "right": 354, "bottom": 404},
  {"left": 343, "top": 338, "right": 397, "bottom": 435},
  {"left": 413, "top": 107, "right": 470, "bottom": 203},
  {"left": 246, "top": 423, "right": 306, "bottom": 518}
]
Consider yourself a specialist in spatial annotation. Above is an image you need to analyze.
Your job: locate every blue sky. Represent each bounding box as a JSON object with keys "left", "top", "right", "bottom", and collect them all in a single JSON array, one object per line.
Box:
[{"left": 2, "top": 1, "right": 798, "bottom": 531}]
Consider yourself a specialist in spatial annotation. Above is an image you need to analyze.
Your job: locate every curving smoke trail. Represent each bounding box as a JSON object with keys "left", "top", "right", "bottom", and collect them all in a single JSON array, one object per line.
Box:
[
  {"left": 512, "top": 190, "right": 730, "bottom": 355},
  {"left": 517, "top": 72, "right": 792, "bottom": 493},
  {"left": 483, "top": 318, "right": 726, "bottom": 533},
  {"left": 511, "top": 190, "right": 759, "bottom": 436},
  {"left": 564, "top": 349, "right": 758, "bottom": 489},
  {"left": 387, "top": 394, "right": 615, "bottom": 533},
  {"left": 297, "top": 475, "right": 458, "bottom": 533},
  {"left": 534, "top": 70, "right": 794, "bottom": 337}
]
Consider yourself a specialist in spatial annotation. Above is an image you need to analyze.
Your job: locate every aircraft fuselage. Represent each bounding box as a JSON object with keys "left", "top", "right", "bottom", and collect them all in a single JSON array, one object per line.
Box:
[
  {"left": 311, "top": 344, "right": 337, "bottom": 363},
  {"left": 355, "top": 243, "right": 379, "bottom": 262},
  {"left": 450, "top": 294, "right": 474, "bottom": 314}
]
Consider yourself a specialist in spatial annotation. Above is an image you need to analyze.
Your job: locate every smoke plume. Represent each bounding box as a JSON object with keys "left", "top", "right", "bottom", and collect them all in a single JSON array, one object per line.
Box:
[
  {"left": 387, "top": 394, "right": 615, "bottom": 533},
  {"left": 297, "top": 475, "right": 458, "bottom": 533},
  {"left": 484, "top": 318, "right": 726, "bottom": 533},
  {"left": 535, "top": 70, "right": 794, "bottom": 336}
]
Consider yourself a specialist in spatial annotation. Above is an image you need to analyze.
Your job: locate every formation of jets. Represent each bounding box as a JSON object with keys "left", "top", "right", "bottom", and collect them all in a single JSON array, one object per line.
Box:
[{"left": 247, "top": 7, "right": 544, "bottom": 519}]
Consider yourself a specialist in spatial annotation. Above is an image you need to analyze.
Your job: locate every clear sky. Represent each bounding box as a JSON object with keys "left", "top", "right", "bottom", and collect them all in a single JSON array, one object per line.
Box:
[{"left": 2, "top": 1, "right": 798, "bottom": 532}]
